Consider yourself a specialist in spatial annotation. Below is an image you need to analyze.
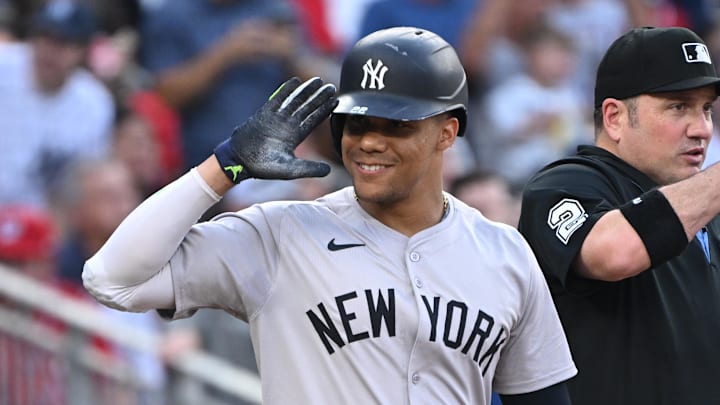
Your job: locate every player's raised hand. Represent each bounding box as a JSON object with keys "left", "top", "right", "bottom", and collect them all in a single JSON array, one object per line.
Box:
[{"left": 214, "top": 77, "right": 337, "bottom": 183}]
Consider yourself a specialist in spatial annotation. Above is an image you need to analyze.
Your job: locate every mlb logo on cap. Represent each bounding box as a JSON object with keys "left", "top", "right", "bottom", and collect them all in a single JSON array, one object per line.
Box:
[{"left": 683, "top": 43, "right": 712, "bottom": 64}]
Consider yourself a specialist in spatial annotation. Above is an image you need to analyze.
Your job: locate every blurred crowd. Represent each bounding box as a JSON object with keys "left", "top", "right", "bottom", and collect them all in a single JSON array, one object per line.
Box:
[{"left": 0, "top": 0, "right": 718, "bottom": 403}]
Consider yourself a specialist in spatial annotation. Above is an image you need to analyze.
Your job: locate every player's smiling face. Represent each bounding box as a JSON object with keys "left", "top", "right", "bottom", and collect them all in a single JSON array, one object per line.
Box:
[
  {"left": 341, "top": 114, "right": 456, "bottom": 206},
  {"left": 614, "top": 86, "right": 716, "bottom": 185}
]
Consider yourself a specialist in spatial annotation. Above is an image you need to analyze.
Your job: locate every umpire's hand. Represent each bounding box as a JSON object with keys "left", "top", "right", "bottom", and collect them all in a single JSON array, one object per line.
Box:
[{"left": 214, "top": 77, "right": 337, "bottom": 184}]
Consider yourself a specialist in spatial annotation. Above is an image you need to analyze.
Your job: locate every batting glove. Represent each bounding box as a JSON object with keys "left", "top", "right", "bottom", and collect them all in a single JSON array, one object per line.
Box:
[{"left": 214, "top": 76, "right": 337, "bottom": 184}]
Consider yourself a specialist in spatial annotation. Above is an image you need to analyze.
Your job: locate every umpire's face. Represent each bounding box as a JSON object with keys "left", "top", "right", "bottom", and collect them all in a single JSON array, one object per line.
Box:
[
  {"left": 341, "top": 114, "right": 457, "bottom": 208},
  {"left": 604, "top": 85, "right": 716, "bottom": 185}
]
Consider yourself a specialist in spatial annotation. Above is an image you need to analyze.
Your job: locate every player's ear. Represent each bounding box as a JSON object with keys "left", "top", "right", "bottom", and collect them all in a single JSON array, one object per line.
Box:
[{"left": 437, "top": 114, "right": 458, "bottom": 151}]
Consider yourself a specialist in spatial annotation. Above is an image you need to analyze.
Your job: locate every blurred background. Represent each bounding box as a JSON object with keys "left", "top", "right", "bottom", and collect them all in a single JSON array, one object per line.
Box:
[{"left": 0, "top": 0, "right": 717, "bottom": 403}]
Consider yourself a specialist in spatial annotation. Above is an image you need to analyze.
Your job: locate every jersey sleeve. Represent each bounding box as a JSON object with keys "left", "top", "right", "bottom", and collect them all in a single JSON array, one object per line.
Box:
[
  {"left": 83, "top": 169, "right": 222, "bottom": 313},
  {"left": 492, "top": 240, "right": 577, "bottom": 394},
  {"left": 168, "top": 205, "right": 281, "bottom": 321},
  {"left": 518, "top": 163, "right": 620, "bottom": 294}
]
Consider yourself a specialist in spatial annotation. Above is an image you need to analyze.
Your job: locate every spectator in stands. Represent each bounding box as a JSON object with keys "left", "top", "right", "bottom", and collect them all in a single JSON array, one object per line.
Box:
[
  {"left": 0, "top": 203, "right": 167, "bottom": 404},
  {"left": 112, "top": 106, "right": 170, "bottom": 198},
  {"left": 285, "top": 0, "right": 340, "bottom": 56},
  {"left": 108, "top": 95, "right": 183, "bottom": 204},
  {"left": 546, "top": 0, "right": 630, "bottom": 110},
  {"left": 0, "top": 204, "right": 142, "bottom": 404},
  {"left": 52, "top": 158, "right": 140, "bottom": 285},
  {"left": 50, "top": 157, "right": 168, "bottom": 401},
  {"left": 480, "top": 21, "right": 590, "bottom": 189},
  {"left": 449, "top": 170, "right": 520, "bottom": 227},
  {"left": 0, "top": 204, "right": 67, "bottom": 405},
  {"left": 0, "top": 205, "right": 57, "bottom": 282},
  {"left": 456, "top": 0, "right": 555, "bottom": 170},
  {"left": 0, "top": 0, "right": 16, "bottom": 42},
  {"left": 458, "top": 0, "right": 554, "bottom": 93},
  {"left": 355, "top": 0, "right": 476, "bottom": 49},
  {"left": 84, "top": 0, "right": 158, "bottom": 108},
  {"left": 0, "top": 0, "right": 114, "bottom": 208},
  {"left": 625, "top": 0, "right": 715, "bottom": 37},
  {"left": 316, "top": 0, "right": 379, "bottom": 54},
  {"left": 137, "top": 0, "right": 324, "bottom": 171}
]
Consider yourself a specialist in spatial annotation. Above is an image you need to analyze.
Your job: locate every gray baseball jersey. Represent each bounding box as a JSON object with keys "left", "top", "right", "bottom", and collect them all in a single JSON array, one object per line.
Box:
[{"left": 163, "top": 185, "right": 576, "bottom": 404}]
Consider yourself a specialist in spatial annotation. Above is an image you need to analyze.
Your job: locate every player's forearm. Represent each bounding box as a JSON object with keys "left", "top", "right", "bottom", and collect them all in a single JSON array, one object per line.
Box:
[
  {"left": 83, "top": 168, "right": 221, "bottom": 307},
  {"left": 197, "top": 155, "right": 235, "bottom": 195}
]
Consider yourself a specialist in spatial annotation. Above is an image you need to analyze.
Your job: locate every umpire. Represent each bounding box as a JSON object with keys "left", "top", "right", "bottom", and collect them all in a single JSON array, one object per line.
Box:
[{"left": 518, "top": 26, "right": 720, "bottom": 405}]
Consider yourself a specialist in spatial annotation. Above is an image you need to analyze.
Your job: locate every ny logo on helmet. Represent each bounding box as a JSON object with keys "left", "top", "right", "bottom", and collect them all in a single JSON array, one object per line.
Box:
[{"left": 361, "top": 59, "right": 388, "bottom": 90}]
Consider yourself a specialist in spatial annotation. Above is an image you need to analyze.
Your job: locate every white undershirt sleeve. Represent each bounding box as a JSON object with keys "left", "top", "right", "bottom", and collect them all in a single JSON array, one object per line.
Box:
[{"left": 83, "top": 168, "right": 222, "bottom": 312}]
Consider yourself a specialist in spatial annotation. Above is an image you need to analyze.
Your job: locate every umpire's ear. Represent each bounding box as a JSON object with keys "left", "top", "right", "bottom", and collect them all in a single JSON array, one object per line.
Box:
[{"left": 601, "top": 97, "right": 626, "bottom": 143}]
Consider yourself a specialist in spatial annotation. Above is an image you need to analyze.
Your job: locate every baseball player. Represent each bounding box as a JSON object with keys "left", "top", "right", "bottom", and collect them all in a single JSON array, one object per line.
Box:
[
  {"left": 83, "top": 27, "right": 576, "bottom": 404},
  {"left": 518, "top": 26, "right": 720, "bottom": 405}
]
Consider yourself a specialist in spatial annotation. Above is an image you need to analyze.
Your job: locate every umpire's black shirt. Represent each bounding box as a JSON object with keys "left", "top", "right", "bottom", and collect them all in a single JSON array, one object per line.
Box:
[{"left": 518, "top": 145, "right": 720, "bottom": 405}]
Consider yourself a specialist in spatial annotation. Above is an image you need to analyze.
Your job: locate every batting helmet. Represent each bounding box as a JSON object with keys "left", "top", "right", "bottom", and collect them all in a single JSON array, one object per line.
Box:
[{"left": 330, "top": 26, "right": 469, "bottom": 154}]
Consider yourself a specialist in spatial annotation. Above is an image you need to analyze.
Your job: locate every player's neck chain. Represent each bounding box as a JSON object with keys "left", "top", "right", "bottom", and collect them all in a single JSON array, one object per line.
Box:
[
  {"left": 353, "top": 192, "right": 450, "bottom": 219},
  {"left": 439, "top": 195, "right": 449, "bottom": 219}
]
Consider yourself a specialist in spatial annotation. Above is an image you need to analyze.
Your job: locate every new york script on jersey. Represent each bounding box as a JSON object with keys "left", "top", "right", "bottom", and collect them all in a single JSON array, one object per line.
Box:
[{"left": 305, "top": 288, "right": 507, "bottom": 375}]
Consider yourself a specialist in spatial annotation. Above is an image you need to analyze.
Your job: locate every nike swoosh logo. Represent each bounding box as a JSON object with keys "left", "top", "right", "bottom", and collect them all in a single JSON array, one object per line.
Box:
[{"left": 327, "top": 238, "right": 366, "bottom": 251}]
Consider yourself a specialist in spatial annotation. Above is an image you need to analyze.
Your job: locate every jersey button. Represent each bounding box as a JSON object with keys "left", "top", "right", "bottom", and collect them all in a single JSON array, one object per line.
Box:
[
  {"left": 411, "top": 373, "right": 421, "bottom": 384},
  {"left": 414, "top": 278, "right": 423, "bottom": 288},
  {"left": 409, "top": 251, "right": 420, "bottom": 262}
]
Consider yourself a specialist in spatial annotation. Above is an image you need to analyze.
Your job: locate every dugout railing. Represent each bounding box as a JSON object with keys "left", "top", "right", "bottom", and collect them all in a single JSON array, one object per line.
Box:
[{"left": 0, "top": 263, "right": 261, "bottom": 405}]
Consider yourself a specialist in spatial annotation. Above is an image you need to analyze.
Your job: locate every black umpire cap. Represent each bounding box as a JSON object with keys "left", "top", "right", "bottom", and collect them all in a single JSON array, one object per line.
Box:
[{"left": 594, "top": 26, "right": 720, "bottom": 108}]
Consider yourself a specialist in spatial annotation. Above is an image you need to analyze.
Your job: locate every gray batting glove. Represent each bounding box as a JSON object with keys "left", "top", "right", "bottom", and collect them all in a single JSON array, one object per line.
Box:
[{"left": 214, "top": 77, "right": 337, "bottom": 183}]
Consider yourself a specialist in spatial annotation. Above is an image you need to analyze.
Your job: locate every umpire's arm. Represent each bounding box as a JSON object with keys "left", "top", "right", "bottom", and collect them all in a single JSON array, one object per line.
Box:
[{"left": 576, "top": 164, "right": 720, "bottom": 282}]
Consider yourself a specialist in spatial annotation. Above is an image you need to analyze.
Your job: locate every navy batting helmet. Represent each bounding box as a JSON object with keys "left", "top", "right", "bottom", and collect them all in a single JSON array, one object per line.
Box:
[{"left": 330, "top": 26, "right": 469, "bottom": 154}]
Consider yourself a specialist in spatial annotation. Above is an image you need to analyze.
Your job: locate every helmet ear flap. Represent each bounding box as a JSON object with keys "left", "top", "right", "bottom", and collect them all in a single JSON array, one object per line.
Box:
[
  {"left": 330, "top": 114, "right": 346, "bottom": 157},
  {"left": 452, "top": 109, "right": 467, "bottom": 138}
]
